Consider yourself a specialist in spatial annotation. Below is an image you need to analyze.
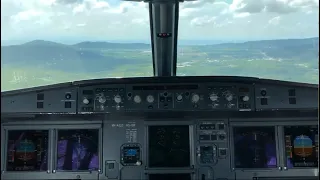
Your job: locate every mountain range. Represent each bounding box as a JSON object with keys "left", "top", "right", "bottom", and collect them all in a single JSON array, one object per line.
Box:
[
  {"left": 1, "top": 37, "right": 319, "bottom": 91},
  {"left": 1, "top": 37, "right": 319, "bottom": 73}
]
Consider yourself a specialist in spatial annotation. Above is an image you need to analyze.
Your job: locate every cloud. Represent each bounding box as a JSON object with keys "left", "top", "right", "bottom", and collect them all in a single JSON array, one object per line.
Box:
[
  {"left": 1, "top": 0, "right": 319, "bottom": 43},
  {"left": 229, "top": 0, "right": 319, "bottom": 14},
  {"left": 268, "top": 16, "right": 281, "bottom": 25},
  {"left": 190, "top": 16, "right": 216, "bottom": 26}
]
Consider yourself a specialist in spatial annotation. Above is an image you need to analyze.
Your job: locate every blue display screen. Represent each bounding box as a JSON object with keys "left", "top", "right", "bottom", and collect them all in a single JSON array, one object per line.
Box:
[{"left": 126, "top": 149, "right": 137, "bottom": 156}]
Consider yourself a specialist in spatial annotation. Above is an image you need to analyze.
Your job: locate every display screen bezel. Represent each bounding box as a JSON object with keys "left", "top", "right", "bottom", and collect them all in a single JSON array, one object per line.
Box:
[
  {"left": 283, "top": 125, "right": 318, "bottom": 169},
  {"left": 230, "top": 124, "right": 279, "bottom": 170},
  {"left": 4, "top": 129, "right": 50, "bottom": 172},
  {"left": 54, "top": 127, "right": 102, "bottom": 172},
  {"left": 145, "top": 122, "right": 193, "bottom": 169}
]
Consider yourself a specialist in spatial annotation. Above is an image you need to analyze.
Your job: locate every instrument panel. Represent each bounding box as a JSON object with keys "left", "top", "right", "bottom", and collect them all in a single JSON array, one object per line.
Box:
[
  {"left": 1, "top": 77, "right": 318, "bottom": 180},
  {"left": 1, "top": 77, "right": 318, "bottom": 114},
  {"left": 1, "top": 119, "right": 318, "bottom": 180}
]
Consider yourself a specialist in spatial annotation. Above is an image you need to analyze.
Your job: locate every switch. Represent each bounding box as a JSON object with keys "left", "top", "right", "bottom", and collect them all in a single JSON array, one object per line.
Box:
[
  {"left": 288, "top": 89, "right": 296, "bottom": 96},
  {"left": 37, "top": 93, "right": 44, "bottom": 100},
  {"left": 108, "top": 163, "right": 114, "bottom": 169},
  {"left": 37, "top": 102, "right": 43, "bottom": 109},
  {"left": 289, "top": 98, "right": 296, "bottom": 104},
  {"left": 261, "top": 98, "right": 268, "bottom": 105},
  {"left": 219, "top": 148, "right": 227, "bottom": 156},
  {"left": 160, "top": 96, "right": 165, "bottom": 102},
  {"left": 219, "top": 134, "right": 226, "bottom": 140},
  {"left": 65, "top": 102, "right": 71, "bottom": 108}
]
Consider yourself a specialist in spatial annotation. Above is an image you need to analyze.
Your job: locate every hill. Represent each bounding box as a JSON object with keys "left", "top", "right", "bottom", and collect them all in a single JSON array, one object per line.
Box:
[
  {"left": 1, "top": 40, "right": 152, "bottom": 73},
  {"left": 1, "top": 38, "right": 319, "bottom": 91}
]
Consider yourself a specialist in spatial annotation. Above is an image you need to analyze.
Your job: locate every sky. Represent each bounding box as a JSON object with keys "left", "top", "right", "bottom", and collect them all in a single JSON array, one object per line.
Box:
[{"left": 1, "top": 0, "right": 319, "bottom": 44}]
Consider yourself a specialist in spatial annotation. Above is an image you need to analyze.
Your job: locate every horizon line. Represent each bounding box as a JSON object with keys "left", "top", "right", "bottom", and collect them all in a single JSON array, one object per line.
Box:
[{"left": 1, "top": 36, "right": 319, "bottom": 46}]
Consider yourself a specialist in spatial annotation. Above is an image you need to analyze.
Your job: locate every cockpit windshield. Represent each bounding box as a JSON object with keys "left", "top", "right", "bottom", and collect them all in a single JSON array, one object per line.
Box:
[
  {"left": 177, "top": 0, "right": 319, "bottom": 82},
  {"left": 1, "top": 0, "right": 319, "bottom": 92}
]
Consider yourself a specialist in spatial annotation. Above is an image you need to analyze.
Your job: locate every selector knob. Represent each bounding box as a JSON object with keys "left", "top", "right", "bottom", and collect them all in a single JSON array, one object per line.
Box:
[
  {"left": 225, "top": 93, "right": 233, "bottom": 101},
  {"left": 176, "top": 94, "right": 183, "bottom": 101},
  {"left": 114, "top": 95, "right": 122, "bottom": 103},
  {"left": 146, "top": 95, "right": 154, "bottom": 103},
  {"left": 219, "top": 134, "right": 226, "bottom": 140},
  {"left": 191, "top": 94, "right": 200, "bottom": 103},
  {"left": 242, "top": 95, "right": 250, "bottom": 102},
  {"left": 98, "top": 96, "right": 106, "bottom": 103},
  {"left": 209, "top": 93, "right": 218, "bottom": 101},
  {"left": 83, "top": 98, "right": 90, "bottom": 105},
  {"left": 134, "top": 95, "right": 142, "bottom": 103}
]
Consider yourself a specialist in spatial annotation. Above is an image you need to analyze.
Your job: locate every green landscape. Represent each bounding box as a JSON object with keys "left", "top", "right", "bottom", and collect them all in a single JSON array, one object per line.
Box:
[{"left": 1, "top": 37, "right": 319, "bottom": 91}]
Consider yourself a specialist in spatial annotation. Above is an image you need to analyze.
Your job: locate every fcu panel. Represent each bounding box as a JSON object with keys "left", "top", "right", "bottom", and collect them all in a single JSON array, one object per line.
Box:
[
  {"left": 1, "top": 87, "right": 77, "bottom": 114},
  {"left": 76, "top": 83, "right": 255, "bottom": 113},
  {"left": 255, "top": 85, "right": 318, "bottom": 110},
  {"left": 125, "top": 83, "right": 254, "bottom": 111},
  {"left": 78, "top": 85, "right": 126, "bottom": 113}
]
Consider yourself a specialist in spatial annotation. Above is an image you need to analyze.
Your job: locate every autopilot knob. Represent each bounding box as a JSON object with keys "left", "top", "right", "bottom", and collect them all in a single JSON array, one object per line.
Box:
[
  {"left": 191, "top": 93, "right": 200, "bottom": 103},
  {"left": 225, "top": 92, "right": 233, "bottom": 101},
  {"left": 114, "top": 95, "right": 122, "bottom": 104},
  {"left": 134, "top": 95, "right": 142, "bottom": 103},
  {"left": 98, "top": 95, "right": 106, "bottom": 104},
  {"left": 242, "top": 95, "right": 250, "bottom": 102},
  {"left": 209, "top": 93, "right": 218, "bottom": 101},
  {"left": 83, "top": 98, "right": 90, "bottom": 105}
]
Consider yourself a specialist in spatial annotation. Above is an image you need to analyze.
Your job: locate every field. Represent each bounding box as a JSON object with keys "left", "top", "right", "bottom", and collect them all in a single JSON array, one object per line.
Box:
[{"left": 1, "top": 38, "right": 319, "bottom": 91}]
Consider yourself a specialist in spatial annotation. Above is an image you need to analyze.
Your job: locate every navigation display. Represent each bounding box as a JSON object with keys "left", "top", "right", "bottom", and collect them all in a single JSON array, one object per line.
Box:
[
  {"left": 148, "top": 125, "right": 190, "bottom": 167},
  {"left": 284, "top": 125, "right": 318, "bottom": 168},
  {"left": 56, "top": 129, "right": 99, "bottom": 171},
  {"left": 233, "top": 126, "right": 277, "bottom": 168},
  {"left": 7, "top": 130, "right": 48, "bottom": 171}
]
